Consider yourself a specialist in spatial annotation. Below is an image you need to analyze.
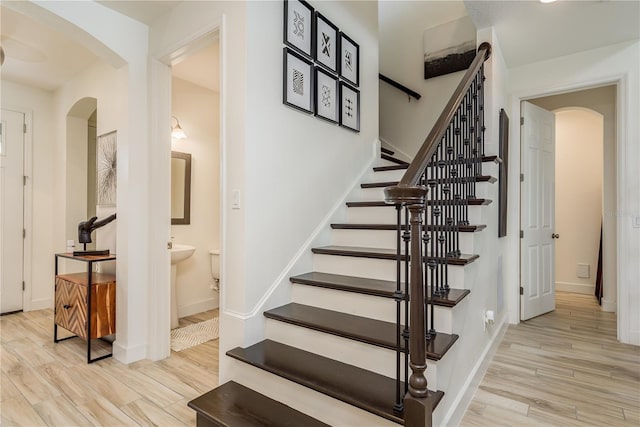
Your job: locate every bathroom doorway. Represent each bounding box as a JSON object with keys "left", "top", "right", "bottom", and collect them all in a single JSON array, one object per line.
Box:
[{"left": 168, "top": 36, "right": 222, "bottom": 363}]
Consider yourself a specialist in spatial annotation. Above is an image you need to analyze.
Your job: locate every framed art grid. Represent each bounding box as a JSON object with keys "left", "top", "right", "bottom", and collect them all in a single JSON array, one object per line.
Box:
[
  {"left": 314, "top": 67, "right": 339, "bottom": 123},
  {"left": 339, "top": 81, "right": 360, "bottom": 132},
  {"left": 314, "top": 12, "right": 339, "bottom": 74},
  {"left": 339, "top": 32, "right": 359, "bottom": 87},
  {"left": 283, "top": 47, "right": 314, "bottom": 114},
  {"left": 284, "top": 0, "right": 314, "bottom": 58}
]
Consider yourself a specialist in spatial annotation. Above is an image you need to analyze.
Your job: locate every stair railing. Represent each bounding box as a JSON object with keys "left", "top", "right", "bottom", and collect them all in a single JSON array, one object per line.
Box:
[{"left": 384, "top": 42, "right": 491, "bottom": 427}]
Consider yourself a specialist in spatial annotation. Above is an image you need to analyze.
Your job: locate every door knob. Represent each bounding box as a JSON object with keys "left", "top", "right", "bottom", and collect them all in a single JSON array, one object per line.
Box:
[{"left": 552, "top": 233, "right": 560, "bottom": 239}]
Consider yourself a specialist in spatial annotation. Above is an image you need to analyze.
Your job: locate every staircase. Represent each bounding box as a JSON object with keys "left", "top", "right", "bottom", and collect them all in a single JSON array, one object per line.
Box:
[{"left": 189, "top": 44, "right": 495, "bottom": 427}]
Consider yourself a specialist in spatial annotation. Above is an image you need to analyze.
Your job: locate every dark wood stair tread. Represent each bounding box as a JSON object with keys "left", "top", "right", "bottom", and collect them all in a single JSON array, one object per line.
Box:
[
  {"left": 372, "top": 155, "right": 500, "bottom": 172},
  {"left": 311, "top": 245, "right": 479, "bottom": 266},
  {"left": 264, "top": 303, "right": 458, "bottom": 360},
  {"left": 361, "top": 175, "right": 495, "bottom": 189},
  {"left": 381, "top": 147, "right": 394, "bottom": 155},
  {"left": 381, "top": 153, "right": 409, "bottom": 166},
  {"left": 188, "top": 381, "right": 330, "bottom": 427},
  {"left": 331, "top": 223, "right": 486, "bottom": 232},
  {"left": 290, "top": 272, "right": 470, "bottom": 307},
  {"left": 346, "top": 198, "right": 492, "bottom": 207},
  {"left": 227, "top": 340, "right": 444, "bottom": 424}
]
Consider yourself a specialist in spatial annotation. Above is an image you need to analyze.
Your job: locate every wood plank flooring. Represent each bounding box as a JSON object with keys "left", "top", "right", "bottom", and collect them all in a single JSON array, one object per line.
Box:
[
  {"left": 461, "top": 292, "right": 640, "bottom": 426},
  {"left": 1, "top": 309, "right": 218, "bottom": 426}
]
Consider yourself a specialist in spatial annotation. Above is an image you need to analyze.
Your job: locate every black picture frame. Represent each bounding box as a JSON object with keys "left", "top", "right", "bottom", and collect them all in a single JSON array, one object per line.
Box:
[
  {"left": 313, "top": 12, "right": 339, "bottom": 74},
  {"left": 284, "top": 0, "right": 314, "bottom": 58},
  {"left": 314, "top": 67, "right": 339, "bottom": 123},
  {"left": 498, "top": 108, "right": 509, "bottom": 238},
  {"left": 283, "top": 47, "right": 314, "bottom": 114},
  {"left": 339, "top": 32, "right": 359, "bottom": 87},
  {"left": 339, "top": 81, "right": 360, "bottom": 132}
]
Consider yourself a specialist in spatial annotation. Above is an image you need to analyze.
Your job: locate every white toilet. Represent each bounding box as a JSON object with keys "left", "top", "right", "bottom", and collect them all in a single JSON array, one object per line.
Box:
[{"left": 209, "top": 249, "right": 220, "bottom": 290}]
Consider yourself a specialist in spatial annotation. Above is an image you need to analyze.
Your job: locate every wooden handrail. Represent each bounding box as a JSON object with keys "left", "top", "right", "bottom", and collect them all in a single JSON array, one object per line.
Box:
[
  {"left": 397, "top": 42, "right": 491, "bottom": 188},
  {"left": 379, "top": 74, "right": 422, "bottom": 101}
]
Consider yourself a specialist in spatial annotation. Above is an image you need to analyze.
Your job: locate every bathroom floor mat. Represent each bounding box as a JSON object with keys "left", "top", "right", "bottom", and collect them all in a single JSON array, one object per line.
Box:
[{"left": 171, "top": 317, "right": 219, "bottom": 352}]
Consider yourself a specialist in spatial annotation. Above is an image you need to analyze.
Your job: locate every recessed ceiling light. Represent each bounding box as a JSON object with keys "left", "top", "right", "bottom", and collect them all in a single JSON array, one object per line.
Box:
[{"left": 540, "top": 0, "right": 557, "bottom": 3}]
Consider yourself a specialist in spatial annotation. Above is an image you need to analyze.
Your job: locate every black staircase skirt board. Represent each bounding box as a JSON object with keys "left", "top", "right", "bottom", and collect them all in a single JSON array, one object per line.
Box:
[
  {"left": 226, "top": 340, "right": 445, "bottom": 424},
  {"left": 381, "top": 147, "right": 395, "bottom": 155},
  {"left": 188, "top": 381, "right": 330, "bottom": 427},
  {"left": 346, "top": 198, "right": 492, "bottom": 207},
  {"left": 381, "top": 153, "right": 409, "bottom": 166},
  {"left": 361, "top": 175, "right": 495, "bottom": 189},
  {"left": 264, "top": 303, "right": 459, "bottom": 360},
  {"left": 311, "top": 245, "right": 479, "bottom": 266},
  {"left": 289, "top": 272, "right": 471, "bottom": 307},
  {"left": 331, "top": 223, "right": 486, "bottom": 232}
]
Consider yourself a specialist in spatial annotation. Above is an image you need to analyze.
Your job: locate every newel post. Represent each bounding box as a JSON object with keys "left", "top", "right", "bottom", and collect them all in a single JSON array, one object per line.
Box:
[{"left": 384, "top": 185, "right": 432, "bottom": 427}]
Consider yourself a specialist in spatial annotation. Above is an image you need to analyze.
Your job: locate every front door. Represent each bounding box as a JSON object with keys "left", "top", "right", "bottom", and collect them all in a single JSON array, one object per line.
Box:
[
  {"left": 520, "top": 101, "right": 556, "bottom": 320},
  {"left": 1, "top": 109, "right": 25, "bottom": 314}
]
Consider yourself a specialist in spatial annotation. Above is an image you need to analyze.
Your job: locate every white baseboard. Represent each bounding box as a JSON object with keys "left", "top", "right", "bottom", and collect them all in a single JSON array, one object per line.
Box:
[
  {"left": 601, "top": 297, "right": 617, "bottom": 313},
  {"left": 440, "top": 314, "right": 508, "bottom": 427},
  {"left": 178, "top": 298, "right": 218, "bottom": 318},
  {"left": 378, "top": 137, "right": 413, "bottom": 162},
  {"left": 113, "top": 341, "right": 147, "bottom": 364},
  {"left": 556, "top": 281, "right": 594, "bottom": 295}
]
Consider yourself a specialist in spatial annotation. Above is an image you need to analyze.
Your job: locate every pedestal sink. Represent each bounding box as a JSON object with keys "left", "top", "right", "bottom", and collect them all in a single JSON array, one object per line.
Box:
[{"left": 170, "top": 244, "right": 195, "bottom": 329}]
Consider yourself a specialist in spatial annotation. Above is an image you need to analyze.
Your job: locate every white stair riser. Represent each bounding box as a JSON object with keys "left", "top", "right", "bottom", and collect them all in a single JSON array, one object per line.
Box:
[
  {"left": 347, "top": 205, "right": 484, "bottom": 225},
  {"left": 230, "top": 360, "right": 399, "bottom": 427},
  {"left": 291, "top": 283, "right": 454, "bottom": 333},
  {"left": 330, "top": 228, "right": 475, "bottom": 253},
  {"left": 265, "top": 320, "right": 440, "bottom": 389},
  {"left": 370, "top": 169, "right": 406, "bottom": 182},
  {"left": 312, "top": 253, "right": 467, "bottom": 285}
]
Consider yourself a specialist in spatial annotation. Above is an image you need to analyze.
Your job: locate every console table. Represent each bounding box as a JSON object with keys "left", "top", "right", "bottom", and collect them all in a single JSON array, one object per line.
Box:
[{"left": 54, "top": 253, "right": 116, "bottom": 363}]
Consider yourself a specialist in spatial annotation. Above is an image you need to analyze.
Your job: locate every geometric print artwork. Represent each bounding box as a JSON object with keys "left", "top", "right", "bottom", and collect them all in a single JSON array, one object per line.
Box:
[
  {"left": 315, "top": 12, "right": 338, "bottom": 73},
  {"left": 293, "top": 11, "right": 305, "bottom": 39},
  {"left": 293, "top": 69, "right": 304, "bottom": 95},
  {"left": 314, "top": 67, "right": 338, "bottom": 123},
  {"left": 284, "top": 0, "right": 313, "bottom": 57},
  {"left": 339, "top": 81, "right": 360, "bottom": 132},
  {"left": 339, "top": 32, "right": 359, "bottom": 87}
]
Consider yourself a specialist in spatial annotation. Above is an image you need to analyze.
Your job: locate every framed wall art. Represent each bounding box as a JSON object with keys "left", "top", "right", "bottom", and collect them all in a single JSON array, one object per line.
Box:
[
  {"left": 339, "top": 81, "right": 360, "bottom": 132},
  {"left": 284, "top": 0, "right": 314, "bottom": 58},
  {"left": 314, "top": 12, "right": 338, "bottom": 73},
  {"left": 339, "top": 32, "right": 359, "bottom": 87},
  {"left": 283, "top": 47, "right": 314, "bottom": 114},
  {"left": 314, "top": 66, "right": 338, "bottom": 123},
  {"left": 97, "top": 131, "right": 117, "bottom": 206}
]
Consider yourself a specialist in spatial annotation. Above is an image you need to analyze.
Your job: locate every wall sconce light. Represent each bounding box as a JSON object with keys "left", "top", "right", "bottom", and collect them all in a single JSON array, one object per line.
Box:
[{"left": 171, "top": 115, "right": 187, "bottom": 140}]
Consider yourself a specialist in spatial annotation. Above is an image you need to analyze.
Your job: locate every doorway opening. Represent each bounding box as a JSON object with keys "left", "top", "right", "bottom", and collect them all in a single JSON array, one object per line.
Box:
[{"left": 520, "top": 85, "right": 617, "bottom": 321}]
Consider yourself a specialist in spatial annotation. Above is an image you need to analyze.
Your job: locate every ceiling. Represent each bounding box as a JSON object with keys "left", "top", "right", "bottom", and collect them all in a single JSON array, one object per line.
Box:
[
  {"left": 465, "top": 0, "right": 640, "bottom": 68},
  {"left": 1, "top": 1, "right": 638, "bottom": 92},
  {"left": 172, "top": 41, "right": 220, "bottom": 93}
]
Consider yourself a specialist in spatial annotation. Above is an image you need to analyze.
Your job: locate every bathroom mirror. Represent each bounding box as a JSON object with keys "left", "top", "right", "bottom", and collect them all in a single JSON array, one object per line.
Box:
[{"left": 171, "top": 151, "right": 191, "bottom": 224}]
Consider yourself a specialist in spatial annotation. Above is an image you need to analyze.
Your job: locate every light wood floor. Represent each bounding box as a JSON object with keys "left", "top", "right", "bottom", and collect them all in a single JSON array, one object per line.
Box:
[
  {"left": 1, "top": 309, "right": 219, "bottom": 426},
  {"left": 461, "top": 292, "right": 640, "bottom": 426}
]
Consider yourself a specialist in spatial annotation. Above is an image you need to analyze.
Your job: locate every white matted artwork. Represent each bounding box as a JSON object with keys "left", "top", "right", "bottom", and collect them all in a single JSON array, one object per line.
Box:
[
  {"left": 284, "top": 0, "right": 314, "bottom": 58},
  {"left": 314, "top": 12, "right": 338, "bottom": 73},
  {"left": 283, "top": 47, "right": 313, "bottom": 113},
  {"left": 339, "top": 32, "right": 359, "bottom": 87},
  {"left": 314, "top": 67, "right": 338, "bottom": 123},
  {"left": 97, "top": 131, "right": 117, "bottom": 206},
  {"left": 423, "top": 16, "right": 476, "bottom": 79},
  {"left": 339, "top": 82, "right": 359, "bottom": 132}
]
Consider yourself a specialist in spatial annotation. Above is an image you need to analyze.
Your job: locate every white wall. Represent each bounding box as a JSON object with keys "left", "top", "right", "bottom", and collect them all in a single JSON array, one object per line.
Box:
[
  {"left": 554, "top": 109, "right": 603, "bottom": 294},
  {"left": 529, "top": 86, "right": 617, "bottom": 309},
  {"left": 171, "top": 76, "right": 220, "bottom": 316},
  {"left": 378, "top": 0, "right": 470, "bottom": 158},
  {"left": 1, "top": 81, "right": 54, "bottom": 311},
  {"left": 508, "top": 40, "right": 640, "bottom": 345}
]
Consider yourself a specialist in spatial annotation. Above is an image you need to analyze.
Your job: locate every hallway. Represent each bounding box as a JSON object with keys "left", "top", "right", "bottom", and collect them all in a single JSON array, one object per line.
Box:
[{"left": 461, "top": 292, "right": 639, "bottom": 426}]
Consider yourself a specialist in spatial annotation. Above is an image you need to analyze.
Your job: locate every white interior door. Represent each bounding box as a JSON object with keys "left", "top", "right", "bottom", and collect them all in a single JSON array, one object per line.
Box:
[
  {"left": 1, "top": 109, "right": 25, "bottom": 314},
  {"left": 521, "top": 101, "right": 556, "bottom": 321}
]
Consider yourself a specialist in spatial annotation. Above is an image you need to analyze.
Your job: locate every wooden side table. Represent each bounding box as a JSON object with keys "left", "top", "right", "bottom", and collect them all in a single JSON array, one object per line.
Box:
[{"left": 54, "top": 253, "right": 116, "bottom": 363}]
